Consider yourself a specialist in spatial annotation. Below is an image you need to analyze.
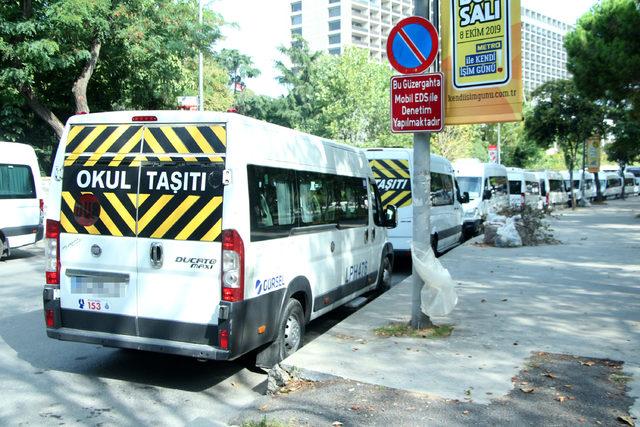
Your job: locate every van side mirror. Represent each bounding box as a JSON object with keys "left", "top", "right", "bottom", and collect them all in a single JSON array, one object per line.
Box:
[
  {"left": 482, "top": 189, "right": 492, "bottom": 200},
  {"left": 462, "top": 191, "right": 470, "bottom": 204},
  {"left": 383, "top": 205, "right": 397, "bottom": 228}
]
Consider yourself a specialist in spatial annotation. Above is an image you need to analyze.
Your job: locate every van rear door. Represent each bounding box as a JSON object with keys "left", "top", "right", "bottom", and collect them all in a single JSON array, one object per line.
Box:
[
  {"left": 58, "top": 124, "right": 144, "bottom": 331},
  {"left": 135, "top": 125, "right": 226, "bottom": 344}
]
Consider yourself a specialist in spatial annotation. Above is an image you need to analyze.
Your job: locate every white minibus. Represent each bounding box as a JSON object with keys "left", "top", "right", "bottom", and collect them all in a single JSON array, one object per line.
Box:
[
  {"left": 0, "top": 141, "right": 45, "bottom": 258},
  {"left": 599, "top": 172, "right": 623, "bottom": 199},
  {"left": 43, "top": 111, "right": 397, "bottom": 367},
  {"left": 623, "top": 172, "right": 637, "bottom": 196},
  {"left": 366, "top": 148, "right": 467, "bottom": 255},
  {"left": 535, "top": 170, "right": 567, "bottom": 210},
  {"left": 561, "top": 171, "right": 597, "bottom": 205},
  {"left": 453, "top": 158, "right": 509, "bottom": 236},
  {"left": 506, "top": 168, "right": 541, "bottom": 210}
]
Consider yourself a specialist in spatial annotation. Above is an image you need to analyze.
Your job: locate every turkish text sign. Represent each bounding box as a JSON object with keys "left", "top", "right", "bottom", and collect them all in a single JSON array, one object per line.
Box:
[
  {"left": 390, "top": 73, "right": 444, "bottom": 133},
  {"left": 586, "top": 135, "right": 601, "bottom": 173},
  {"left": 442, "top": 0, "right": 523, "bottom": 124}
]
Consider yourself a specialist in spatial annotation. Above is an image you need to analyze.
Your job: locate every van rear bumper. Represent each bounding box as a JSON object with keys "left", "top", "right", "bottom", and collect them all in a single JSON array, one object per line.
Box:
[{"left": 46, "top": 327, "right": 231, "bottom": 360}]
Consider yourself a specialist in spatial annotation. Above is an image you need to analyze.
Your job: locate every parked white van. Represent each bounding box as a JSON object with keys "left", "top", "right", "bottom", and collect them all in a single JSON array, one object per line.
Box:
[
  {"left": 506, "top": 167, "right": 541, "bottom": 209},
  {"left": 453, "top": 158, "right": 509, "bottom": 236},
  {"left": 535, "top": 170, "right": 567, "bottom": 210},
  {"left": 366, "top": 148, "right": 466, "bottom": 255},
  {"left": 623, "top": 172, "right": 637, "bottom": 196},
  {"left": 562, "top": 171, "right": 597, "bottom": 203},
  {"left": 0, "top": 141, "right": 44, "bottom": 258},
  {"left": 43, "top": 111, "right": 397, "bottom": 367},
  {"left": 599, "top": 172, "right": 623, "bottom": 199}
]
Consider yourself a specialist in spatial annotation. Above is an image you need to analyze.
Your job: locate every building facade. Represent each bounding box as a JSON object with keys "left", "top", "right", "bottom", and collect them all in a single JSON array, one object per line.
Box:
[{"left": 290, "top": 2, "right": 573, "bottom": 94}]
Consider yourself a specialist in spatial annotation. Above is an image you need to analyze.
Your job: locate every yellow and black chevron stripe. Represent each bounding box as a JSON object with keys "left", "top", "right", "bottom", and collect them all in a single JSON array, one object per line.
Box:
[
  {"left": 60, "top": 190, "right": 138, "bottom": 238},
  {"left": 64, "top": 125, "right": 144, "bottom": 168},
  {"left": 64, "top": 124, "right": 226, "bottom": 167},
  {"left": 60, "top": 190, "right": 222, "bottom": 242},
  {"left": 142, "top": 126, "right": 226, "bottom": 163},
  {"left": 136, "top": 192, "right": 222, "bottom": 241},
  {"left": 369, "top": 159, "right": 412, "bottom": 208}
]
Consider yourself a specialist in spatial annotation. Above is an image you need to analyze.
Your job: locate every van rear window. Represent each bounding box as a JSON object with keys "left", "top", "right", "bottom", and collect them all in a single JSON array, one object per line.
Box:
[
  {"left": 509, "top": 180, "right": 521, "bottom": 194},
  {"left": 0, "top": 164, "right": 36, "bottom": 199}
]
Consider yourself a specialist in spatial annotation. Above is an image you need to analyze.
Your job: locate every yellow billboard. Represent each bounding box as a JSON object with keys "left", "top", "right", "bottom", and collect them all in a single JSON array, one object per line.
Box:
[
  {"left": 586, "top": 135, "right": 601, "bottom": 173},
  {"left": 441, "top": 0, "right": 523, "bottom": 125}
]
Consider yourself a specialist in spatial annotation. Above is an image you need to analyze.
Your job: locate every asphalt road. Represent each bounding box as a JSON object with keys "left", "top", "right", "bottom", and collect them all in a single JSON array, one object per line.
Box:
[{"left": 0, "top": 242, "right": 412, "bottom": 425}]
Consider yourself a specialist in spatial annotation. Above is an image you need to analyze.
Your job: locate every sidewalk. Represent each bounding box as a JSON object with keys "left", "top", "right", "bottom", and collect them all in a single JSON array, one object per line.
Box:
[{"left": 234, "top": 198, "right": 640, "bottom": 425}]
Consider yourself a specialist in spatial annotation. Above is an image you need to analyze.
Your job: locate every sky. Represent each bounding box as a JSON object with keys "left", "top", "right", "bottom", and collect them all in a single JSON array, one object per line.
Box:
[{"left": 212, "top": 0, "right": 599, "bottom": 97}]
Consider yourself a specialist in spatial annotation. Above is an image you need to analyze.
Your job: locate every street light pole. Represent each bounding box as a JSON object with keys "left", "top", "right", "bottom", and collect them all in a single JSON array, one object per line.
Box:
[
  {"left": 198, "top": 0, "right": 204, "bottom": 111},
  {"left": 410, "top": 0, "right": 435, "bottom": 329}
]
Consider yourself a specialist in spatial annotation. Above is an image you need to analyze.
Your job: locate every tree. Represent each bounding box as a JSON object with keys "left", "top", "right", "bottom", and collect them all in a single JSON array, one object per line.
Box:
[
  {"left": 0, "top": 0, "right": 222, "bottom": 139},
  {"left": 565, "top": 0, "right": 640, "bottom": 119},
  {"left": 605, "top": 110, "right": 640, "bottom": 198},
  {"left": 525, "top": 79, "right": 605, "bottom": 209},
  {"left": 214, "top": 48, "right": 260, "bottom": 96},
  {"left": 432, "top": 125, "right": 485, "bottom": 161}
]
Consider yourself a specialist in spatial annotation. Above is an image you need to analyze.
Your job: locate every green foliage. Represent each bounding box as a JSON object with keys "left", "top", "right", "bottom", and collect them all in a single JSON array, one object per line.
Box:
[
  {"left": 0, "top": 0, "right": 224, "bottom": 142},
  {"left": 214, "top": 48, "right": 260, "bottom": 94},
  {"left": 525, "top": 79, "right": 605, "bottom": 173},
  {"left": 565, "top": 0, "right": 640, "bottom": 117},
  {"left": 605, "top": 109, "right": 640, "bottom": 167}
]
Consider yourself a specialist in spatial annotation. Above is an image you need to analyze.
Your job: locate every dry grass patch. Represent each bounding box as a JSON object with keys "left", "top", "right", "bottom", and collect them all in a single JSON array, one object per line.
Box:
[{"left": 374, "top": 322, "right": 454, "bottom": 339}]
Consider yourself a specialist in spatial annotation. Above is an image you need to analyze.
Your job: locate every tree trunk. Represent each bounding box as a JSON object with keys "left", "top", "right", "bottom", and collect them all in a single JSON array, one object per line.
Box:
[
  {"left": 20, "top": 86, "right": 64, "bottom": 138},
  {"left": 22, "top": 0, "right": 32, "bottom": 18},
  {"left": 619, "top": 162, "right": 626, "bottom": 200},
  {"left": 72, "top": 38, "right": 102, "bottom": 114},
  {"left": 593, "top": 172, "right": 604, "bottom": 201}
]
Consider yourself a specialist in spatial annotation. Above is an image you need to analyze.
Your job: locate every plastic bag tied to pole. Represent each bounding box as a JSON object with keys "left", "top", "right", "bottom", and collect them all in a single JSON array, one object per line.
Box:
[{"left": 412, "top": 243, "right": 458, "bottom": 317}]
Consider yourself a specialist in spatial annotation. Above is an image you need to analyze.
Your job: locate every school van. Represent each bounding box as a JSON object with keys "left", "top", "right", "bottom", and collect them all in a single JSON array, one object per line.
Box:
[
  {"left": 623, "top": 172, "right": 637, "bottom": 196},
  {"left": 366, "top": 148, "right": 466, "bottom": 255},
  {"left": 506, "top": 168, "right": 541, "bottom": 210},
  {"left": 0, "top": 141, "right": 45, "bottom": 258},
  {"left": 599, "top": 172, "right": 623, "bottom": 199},
  {"left": 43, "top": 111, "right": 397, "bottom": 367},
  {"left": 535, "top": 170, "right": 567, "bottom": 209},
  {"left": 453, "top": 158, "right": 509, "bottom": 236},
  {"left": 562, "top": 170, "right": 596, "bottom": 203}
]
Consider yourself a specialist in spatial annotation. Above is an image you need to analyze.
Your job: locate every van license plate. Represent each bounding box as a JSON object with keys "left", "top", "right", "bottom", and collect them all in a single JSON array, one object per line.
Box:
[{"left": 70, "top": 277, "right": 124, "bottom": 297}]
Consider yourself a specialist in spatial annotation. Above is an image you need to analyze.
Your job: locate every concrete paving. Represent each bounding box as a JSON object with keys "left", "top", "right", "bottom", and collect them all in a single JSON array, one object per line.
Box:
[{"left": 283, "top": 198, "right": 640, "bottom": 417}]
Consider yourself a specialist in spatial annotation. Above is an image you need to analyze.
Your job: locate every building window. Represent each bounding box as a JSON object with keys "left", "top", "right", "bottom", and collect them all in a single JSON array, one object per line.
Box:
[
  {"left": 291, "top": 28, "right": 302, "bottom": 36},
  {"left": 291, "top": 14, "right": 302, "bottom": 25},
  {"left": 329, "top": 33, "right": 341, "bottom": 45},
  {"left": 329, "top": 6, "right": 340, "bottom": 17},
  {"left": 329, "top": 47, "right": 341, "bottom": 55},
  {"left": 329, "top": 20, "right": 341, "bottom": 31},
  {"left": 291, "top": 1, "right": 301, "bottom": 12},
  {"left": 329, "top": 0, "right": 340, "bottom": 3}
]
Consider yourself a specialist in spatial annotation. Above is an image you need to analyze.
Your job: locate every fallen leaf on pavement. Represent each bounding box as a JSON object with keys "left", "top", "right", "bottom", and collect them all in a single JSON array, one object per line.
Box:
[
  {"left": 556, "top": 396, "right": 567, "bottom": 403},
  {"left": 543, "top": 372, "right": 557, "bottom": 379},
  {"left": 502, "top": 298, "right": 508, "bottom": 301},
  {"left": 564, "top": 384, "right": 573, "bottom": 389},
  {"left": 463, "top": 410, "right": 470, "bottom": 416},
  {"left": 580, "top": 361, "right": 596, "bottom": 366},
  {"left": 332, "top": 422, "right": 344, "bottom": 427},
  {"left": 617, "top": 415, "right": 635, "bottom": 426},
  {"left": 259, "top": 405, "right": 268, "bottom": 412},
  {"left": 481, "top": 299, "right": 487, "bottom": 303},
  {"left": 520, "top": 388, "right": 535, "bottom": 393}
]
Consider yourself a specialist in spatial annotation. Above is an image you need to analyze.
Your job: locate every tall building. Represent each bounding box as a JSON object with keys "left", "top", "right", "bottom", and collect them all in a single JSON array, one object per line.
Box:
[
  {"left": 521, "top": 7, "right": 573, "bottom": 95},
  {"left": 290, "top": 2, "right": 573, "bottom": 93},
  {"left": 290, "top": 0, "right": 413, "bottom": 62}
]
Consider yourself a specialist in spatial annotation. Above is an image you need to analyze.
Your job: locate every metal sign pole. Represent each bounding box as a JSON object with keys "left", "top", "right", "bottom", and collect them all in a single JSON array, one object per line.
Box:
[
  {"left": 410, "top": 0, "right": 433, "bottom": 329},
  {"left": 198, "top": 0, "right": 204, "bottom": 111}
]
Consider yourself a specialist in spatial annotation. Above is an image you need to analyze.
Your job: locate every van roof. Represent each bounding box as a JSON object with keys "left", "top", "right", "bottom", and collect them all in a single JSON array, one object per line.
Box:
[{"left": 0, "top": 141, "right": 39, "bottom": 164}]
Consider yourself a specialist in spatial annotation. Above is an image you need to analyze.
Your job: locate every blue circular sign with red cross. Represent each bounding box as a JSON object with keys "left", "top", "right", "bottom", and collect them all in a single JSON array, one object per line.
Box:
[{"left": 386, "top": 16, "right": 439, "bottom": 75}]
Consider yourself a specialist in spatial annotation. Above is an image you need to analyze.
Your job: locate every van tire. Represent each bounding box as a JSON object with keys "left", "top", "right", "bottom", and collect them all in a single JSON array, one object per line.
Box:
[
  {"left": 255, "top": 298, "right": 305, "bottom": 369},
  {"left": 376, "top": 255, "right": 393, "bottom": 292},
  {"left": 0, "top": 237, "right": 5, "bottom": 260},
  {"left": 431, "top": 235, "right": 439, "bottom": 256}
]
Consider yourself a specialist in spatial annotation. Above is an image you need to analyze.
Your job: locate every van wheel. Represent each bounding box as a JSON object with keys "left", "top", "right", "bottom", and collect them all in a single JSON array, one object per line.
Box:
[
  {"left": 0, "top": 238, "right": 5, "bottom": 260},
  {"left": 256, "top": 298, "right": 305, "bottom": 369},
  {"left": 377, "top": 256, "right": 393, "bottom": 292},
  {"left": 279, "top": 299, "right": 305, "bottom": 360}
]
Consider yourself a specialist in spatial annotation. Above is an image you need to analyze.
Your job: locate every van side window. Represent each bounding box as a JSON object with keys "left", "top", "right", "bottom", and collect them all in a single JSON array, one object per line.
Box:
[
  {"left": 248, "top": 166, "right": 297, "bottom": 240},
  {"left": 489, "top": 176, "right": 508, "bottom": 196},
  {"left": 0, "top": 165, "right": 36, "bottom": 199},
  {"left": 299, "top": 172, "right": 367, "bottom": 227},
  {"left": 430, "top": 172, "right": 454, "bottom": 206},
  {"left": 370, "top": 181, "right": 384, "bottom": 226}
]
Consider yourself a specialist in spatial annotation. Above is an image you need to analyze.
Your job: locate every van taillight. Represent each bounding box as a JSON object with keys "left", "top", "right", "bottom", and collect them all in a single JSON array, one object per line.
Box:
[
  {"left": 546, "top": 193, "right": 550, "bottom": 206},
  {"left": 39, "top": 199, "right": 44, "bottom": 216},
  {"left": 520, "top": 193, "right": 526, "bottom": 209},
  {"left": 45, "top": 219, "right": 60, "bottom": 286},
  {"left": 221, "top": 229, "right": 244, "bottom": 302},
  {"left": 132, "top": 115, "right": 158, "bottom": 122},
  {"left": 219, "top": 329, "right": 229, "bottom": 350}
]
